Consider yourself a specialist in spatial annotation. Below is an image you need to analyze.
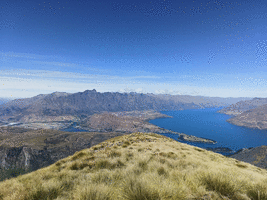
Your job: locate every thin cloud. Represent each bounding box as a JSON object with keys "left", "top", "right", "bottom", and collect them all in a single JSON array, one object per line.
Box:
[
  {"left": 0, "top": 51, "right": 60, "bottom": 60},
  {"left": 0, "top": 75, "right": 263, "bottom": 98},
  {"left": 0, "top": 69, "right": 160, "bottom": 82}
]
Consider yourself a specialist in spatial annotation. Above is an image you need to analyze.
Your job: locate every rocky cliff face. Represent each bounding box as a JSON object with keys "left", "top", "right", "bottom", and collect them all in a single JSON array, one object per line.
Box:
[
  {"left": 0, "top": 125, "right": 135, "bottom": 181},
  {"left": 0, "top": 146, "right": 53, "bottom": 171}
]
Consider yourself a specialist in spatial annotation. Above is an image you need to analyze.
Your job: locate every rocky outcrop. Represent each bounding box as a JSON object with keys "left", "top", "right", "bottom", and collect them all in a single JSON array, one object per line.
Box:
[
  {"left": 0, "top": 146, "right": 53, "bottom": 171},
  {"left": 0, "top": 128, "right": 128, "bottom": 181}
]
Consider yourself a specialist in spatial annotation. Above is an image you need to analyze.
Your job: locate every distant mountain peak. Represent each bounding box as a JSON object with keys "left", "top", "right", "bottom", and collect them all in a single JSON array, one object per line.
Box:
[
  {"left": 84, "top": 89, "right": 97, "bottom": 93},
  {"left": 50, "top": 91, "right": 69, "bottom": 97},
  {"left": 252, "top": 97, "right": 263, "bottom": 100}
]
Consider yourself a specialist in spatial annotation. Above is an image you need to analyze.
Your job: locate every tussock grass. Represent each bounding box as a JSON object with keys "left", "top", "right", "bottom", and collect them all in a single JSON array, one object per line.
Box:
[
  {"left": 107, "top": 150, "right": 122, "bottom": 158},
  {"left": 0, "top": 132, "right": 267, "bottom": 200}
]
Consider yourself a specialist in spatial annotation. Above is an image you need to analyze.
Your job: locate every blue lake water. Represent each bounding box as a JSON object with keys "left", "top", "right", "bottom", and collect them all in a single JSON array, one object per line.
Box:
[
  {"left": 149, "top": 107, "right": 267, "bottom": 154},
  {"left": 60, "top": 122, "right": 90, "bottom": 132}
]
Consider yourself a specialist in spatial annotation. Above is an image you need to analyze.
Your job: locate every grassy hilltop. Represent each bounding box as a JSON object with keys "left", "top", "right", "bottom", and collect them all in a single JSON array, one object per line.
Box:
[{"left": 0, "top": 132, "right": 267, "bottom": 200}]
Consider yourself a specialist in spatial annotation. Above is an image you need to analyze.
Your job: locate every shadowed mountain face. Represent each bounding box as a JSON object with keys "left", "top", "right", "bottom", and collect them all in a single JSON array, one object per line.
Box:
[
  {"left": 229, "top": 145, "right": 267, "bottom": 169},
  {"left": 218, "top": 98, "right": 267, "bottom": 129},
  {"left": 0, "top": 89, "right": 251, "bottom": 123},
  {"left": 0, "top": 126, "right": 128, "bottom": 181}
]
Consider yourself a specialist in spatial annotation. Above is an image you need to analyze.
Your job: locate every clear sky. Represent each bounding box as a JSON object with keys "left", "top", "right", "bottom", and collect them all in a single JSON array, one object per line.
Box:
[{"left": 1, "top": 0, "right": 267, "bottom": 98}]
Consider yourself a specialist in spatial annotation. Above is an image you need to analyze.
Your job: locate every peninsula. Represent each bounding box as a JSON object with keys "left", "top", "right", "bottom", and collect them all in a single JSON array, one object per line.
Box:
[{"left": 218, "top": 97, "right": 267, "bottom": 130}]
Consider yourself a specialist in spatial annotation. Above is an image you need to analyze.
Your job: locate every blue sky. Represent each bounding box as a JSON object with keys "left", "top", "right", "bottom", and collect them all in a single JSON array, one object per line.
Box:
[{"left": 1, "top": 0, "right": 267, "bottom": 98}]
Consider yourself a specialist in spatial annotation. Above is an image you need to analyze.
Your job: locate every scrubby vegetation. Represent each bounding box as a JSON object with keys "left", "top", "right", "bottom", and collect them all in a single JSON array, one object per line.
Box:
[
  {"left": 0, "top": 132, "right": 266, "bottom": 200},
  {"left": 0, "top": 167, "right": 32, "bottom": 182}
]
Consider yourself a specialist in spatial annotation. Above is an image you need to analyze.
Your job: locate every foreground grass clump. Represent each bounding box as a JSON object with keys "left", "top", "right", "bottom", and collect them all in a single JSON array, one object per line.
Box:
[{"left": 0, "top": 132, "right": 267, "bottom": 200}]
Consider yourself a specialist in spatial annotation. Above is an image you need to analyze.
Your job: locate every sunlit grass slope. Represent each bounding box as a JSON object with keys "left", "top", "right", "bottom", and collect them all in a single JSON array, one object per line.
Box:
[{"left": 0, "top": 132, "right": 267, "bottom": 200}]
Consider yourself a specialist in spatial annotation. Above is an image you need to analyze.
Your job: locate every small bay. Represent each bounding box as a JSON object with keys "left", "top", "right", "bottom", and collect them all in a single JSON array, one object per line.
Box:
[{"left": 149, "top": 107, "right": 267, "bottom": 155}]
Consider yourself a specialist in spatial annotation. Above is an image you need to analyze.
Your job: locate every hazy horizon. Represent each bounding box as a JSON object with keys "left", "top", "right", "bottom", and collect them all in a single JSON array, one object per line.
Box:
[
  {"left": 1, "top": 0, "right": 267, "bottom": 98},
  {"left": 0, "top": 89, "right": 255, "bottom": 100}
]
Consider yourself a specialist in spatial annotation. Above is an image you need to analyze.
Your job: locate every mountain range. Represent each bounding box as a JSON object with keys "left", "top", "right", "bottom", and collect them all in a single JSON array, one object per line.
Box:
[{"left": 0, "top": 89, "right": 251, "bottom": 123}]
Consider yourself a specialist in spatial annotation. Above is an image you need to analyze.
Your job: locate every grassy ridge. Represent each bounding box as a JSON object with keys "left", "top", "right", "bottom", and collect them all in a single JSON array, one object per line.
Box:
[{"left": 0, "top": 132, "right": 266, "bottom": 200}]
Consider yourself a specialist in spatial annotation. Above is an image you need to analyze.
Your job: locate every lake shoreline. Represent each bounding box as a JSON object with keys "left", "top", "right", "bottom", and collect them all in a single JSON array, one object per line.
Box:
[{"left": 149, "top": 108, "right": 267, "bottom": 156}]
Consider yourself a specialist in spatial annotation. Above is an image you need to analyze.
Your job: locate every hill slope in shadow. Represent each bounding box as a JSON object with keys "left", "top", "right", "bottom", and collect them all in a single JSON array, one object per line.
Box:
[{"left": 229, "top": 145, "right": 267, "bottom": 169}]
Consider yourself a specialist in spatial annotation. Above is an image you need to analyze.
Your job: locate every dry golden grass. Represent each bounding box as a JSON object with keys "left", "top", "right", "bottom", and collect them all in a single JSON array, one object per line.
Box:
[{"left": 0, "top": 132, "right": 266, "bottom": 200}]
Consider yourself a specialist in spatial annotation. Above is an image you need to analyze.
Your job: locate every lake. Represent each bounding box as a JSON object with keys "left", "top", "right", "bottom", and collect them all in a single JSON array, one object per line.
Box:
[{"left": 149, "top": 107, "right": 267, "bottom": 154}]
